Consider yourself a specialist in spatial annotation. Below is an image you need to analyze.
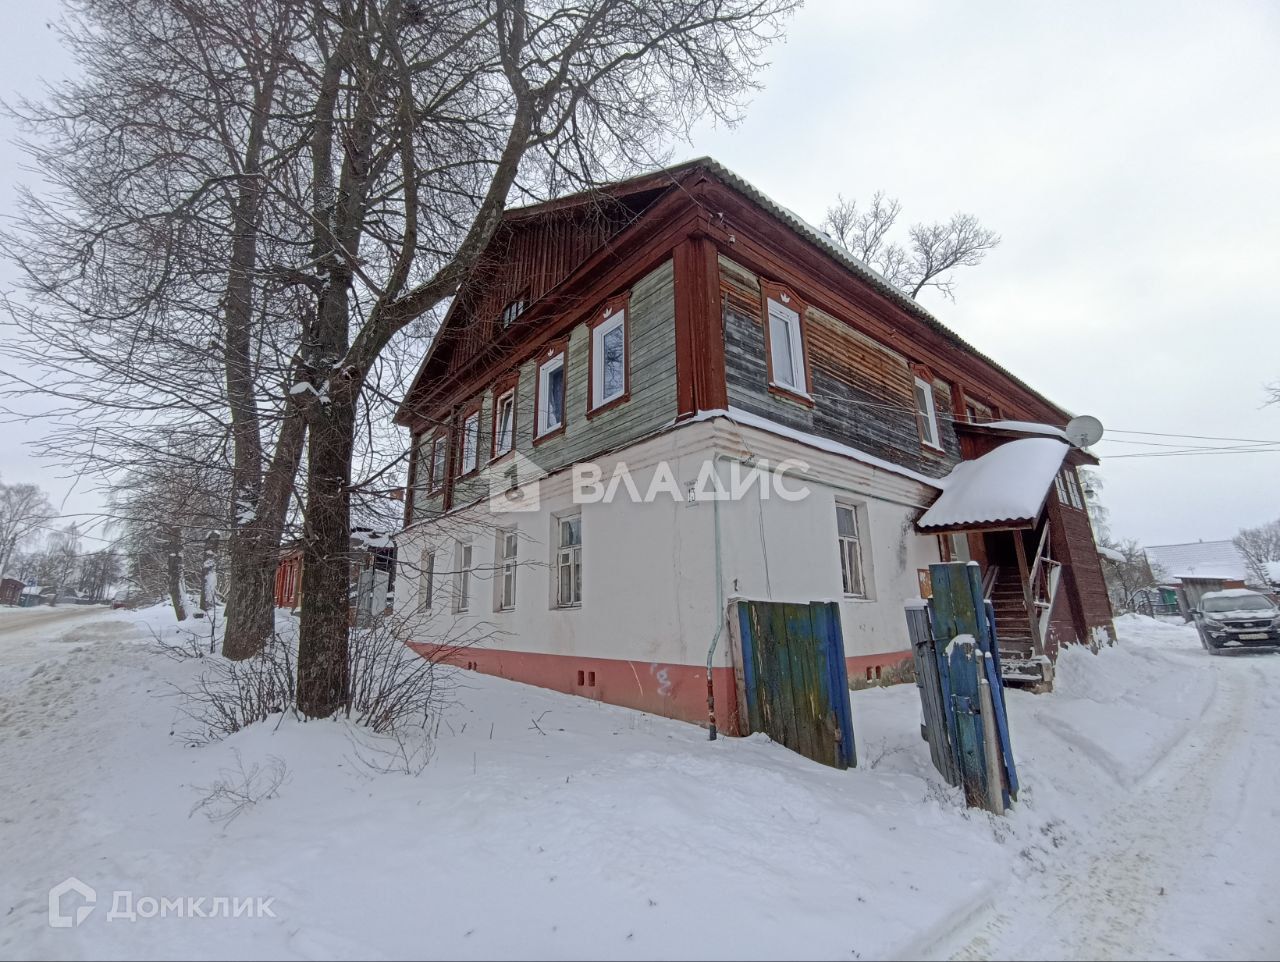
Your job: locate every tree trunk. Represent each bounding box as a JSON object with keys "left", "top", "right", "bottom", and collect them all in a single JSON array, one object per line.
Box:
[
  {"left": 296, "top": 392, "right": 357, "bottom": 718},
  {"left": 222, "top": 403, "right": 308, "bottom": 659},
  {"left": 201, "top": 530, "right": 220, "bottom": 611},
  {"left": 166, "top": 525, "right": 189, "bottom": 622}
]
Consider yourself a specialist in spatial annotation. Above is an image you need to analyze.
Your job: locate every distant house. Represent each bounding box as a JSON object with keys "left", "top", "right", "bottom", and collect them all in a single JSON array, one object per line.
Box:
[
  {"left": 0, "top": 577, "right": 23, "bottom": 607},
  {"left": 19, "top": 586, "right": 55, "bottom": 607},
  {"left": 274, "top": 531, "right": 396, "bottom": 626},
  {"left": 392, "top": 158, "right": 1115, "bottom": 728},
  {"left": 1144, "top": 540, "right": 1272, "bottom": 616}
]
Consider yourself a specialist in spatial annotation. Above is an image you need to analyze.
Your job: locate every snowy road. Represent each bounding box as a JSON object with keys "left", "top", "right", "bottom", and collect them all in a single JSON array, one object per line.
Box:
[
  {"left": 0, "top": 608, "right": 1277, "bottom": 960},
  {"left": 0, "top": 605, "right": 104, "bottom": 638},
  {"left": 931, "top": 639, "right": 1280, "bottom": 961}
]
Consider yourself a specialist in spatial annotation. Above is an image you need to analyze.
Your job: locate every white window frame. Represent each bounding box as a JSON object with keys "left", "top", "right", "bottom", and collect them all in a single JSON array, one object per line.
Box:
[
  {"left": 1054, "top": 471, "right": 1068, "bottom": 505},
  {"left": 1066, "top": 468, "right": 1084, "bottom": 509},
  {"left": 454, "top": 541, "right": 473, "bottom": 613},
  {"left": 459, "top": 411, "right": 480, "bottom": 476},
  {"left": 495, "top": 529, "right": 517, "bottom": 611},
  {"left": 537, "top": 352, "right": 566, "bottom": 437},
  {"left": 836, "top": 503, "right": 869, "bottom": 599},
  {"left": 767, "top": 295, "right": 807, "bottom": 395},
  {"left": 914, "top": 377, "right": 942, "bottom": 450},
  {"left": 591, "top": 309, "right": 627, "bottom": 409},
  {"left": 555, "top": 514, "right": 582, "bottom": 609},
  {"left": 493, "top": 388, "right": 516, "bottom": 457},
  {"left": 418, "top": 548, "right": 435, "bottom": 611},
  {"left": 428, "top": 435, "right": 447, "bottom": 491}
]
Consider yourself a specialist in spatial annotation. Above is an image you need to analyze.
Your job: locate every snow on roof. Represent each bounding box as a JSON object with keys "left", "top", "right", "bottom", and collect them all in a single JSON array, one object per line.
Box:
[
  {"left": 916, "top": 438, "right": 1069, "bottom": 531},
  {"left": 1098, "top": 545, "right": 1126, "bottom": 563},
  {"left": 981, "top": 420, "right": 1071, "bottom": 441},
  {"left": 685, "top": 407, "right": 945, "bottom": 490},
  {"left": 1201, "top": 588, "right": 1269, "bottom": 600},
  {"left": 1144, "top": 540, "right": 1250, "bottom": 582}
]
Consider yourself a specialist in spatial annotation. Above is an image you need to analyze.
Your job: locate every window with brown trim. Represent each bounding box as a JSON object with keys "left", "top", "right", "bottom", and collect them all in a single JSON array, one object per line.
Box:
[
  {"left": 458, "top": 408, "right": 481, "bottom": 476},
  {"left": 913, "top": 376, "right": 942, "bottom": 450},
  {"left": 761, "top": 281, "right": 812, "bottom": 405},
  {"left": 535, "top": 343, "right": 568, "bottom": 441},
  {"left": 492, "top": 382, "right": 517, "bottom": 460},
  {"left": 427, "top": 433, "right": 448, "bottom": 493},
  {"left": 588, "top": 294, "right": 630, "bottom": 415}
]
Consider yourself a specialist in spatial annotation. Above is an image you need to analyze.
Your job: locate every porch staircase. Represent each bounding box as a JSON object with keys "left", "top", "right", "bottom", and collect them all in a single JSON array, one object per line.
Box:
[
  {"left": 990, "top": 570, "right": 1035, "bottom": 661},
  {"left": 984, "top": 526, "right": 1064, "bottom": 690}
]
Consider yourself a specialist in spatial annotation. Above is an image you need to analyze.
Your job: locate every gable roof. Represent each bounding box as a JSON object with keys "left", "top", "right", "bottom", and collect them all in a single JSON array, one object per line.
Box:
[
  {"left": 397, "top": 157, "right": 1074, "bottom": 424},
  {"left": 1145, "top": 540, "right": 1251, "bottom": 582}
]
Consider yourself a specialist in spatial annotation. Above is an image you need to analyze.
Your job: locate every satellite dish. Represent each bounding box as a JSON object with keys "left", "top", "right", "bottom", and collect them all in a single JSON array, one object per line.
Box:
[{"left": 1065, "top": 415, "right": 1104, "bottom": 448}]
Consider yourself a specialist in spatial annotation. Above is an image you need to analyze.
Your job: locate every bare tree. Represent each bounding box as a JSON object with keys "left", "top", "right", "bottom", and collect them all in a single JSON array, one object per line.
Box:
[
  {"left": 0, "top": 480, "right": 55, "bottom": 578},
  {"left": 1234, "top": 520, "right": 1280, "bottom": 589},
  {"left": 7, "top": 0, "right": 798, "bottom": 718},
  {"left": 112, "top": 455, "right": 230, "bottom": 621},
  {"left": 821, "top": 191, "right": 1000, "bottom": 300},
  {"left": 3, "top": 0, "right": 314, "bottom": 658},
  {"left": 283, "top": 0, "right": 798, "bottom": 717}
]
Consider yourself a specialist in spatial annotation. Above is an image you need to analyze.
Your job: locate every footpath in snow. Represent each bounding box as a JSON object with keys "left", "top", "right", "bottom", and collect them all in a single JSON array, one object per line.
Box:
[{"left": 0, "top": 605, "right": 1276, "bottom": 961}]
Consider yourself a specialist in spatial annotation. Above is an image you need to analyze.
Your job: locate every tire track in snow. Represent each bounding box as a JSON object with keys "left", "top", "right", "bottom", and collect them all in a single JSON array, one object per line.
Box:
[{"left": 940, "top": 659, "right": 1258, "bottom": 962}]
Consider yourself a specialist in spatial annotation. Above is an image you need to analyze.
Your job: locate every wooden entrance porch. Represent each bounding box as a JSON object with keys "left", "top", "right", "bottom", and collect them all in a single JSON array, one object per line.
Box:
[{"left": 952, "top": 519, "right": 1064, "bottom": 687}]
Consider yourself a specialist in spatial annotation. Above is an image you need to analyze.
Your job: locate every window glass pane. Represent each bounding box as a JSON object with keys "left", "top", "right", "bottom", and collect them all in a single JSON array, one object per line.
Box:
[
  {"left": 770, "top": 313, "right": 796, "bottom": 388},
  {"left": 542, "top": 359, "right": 565, "bottom": 431},
  {"left": 419, "top": 550, "right": 434, "bottom": 610},
  {"left": 602, "top": 323, "right": 625, "bottom": 400},
  {"left": 461, "top": 414, "right": 479, "bottom": 473},
  {"left": 559, "top": 560, "right": 573, "bottom": 605},
  {"left": 560, "top": 516, "right": 581, "bottom": 547},
  {"left": 915, "top": 380, "right": 937, "bottom": 446},
  {"left": 496, "top": 394, "right": 514, "bottom": 453},
  {"left": 836, "top": 505, "right": 857, "bottom": 538}
]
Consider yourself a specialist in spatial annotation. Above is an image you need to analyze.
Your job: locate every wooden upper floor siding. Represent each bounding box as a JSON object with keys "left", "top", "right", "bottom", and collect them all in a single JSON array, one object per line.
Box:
[{"left": 397, "top": 160, "right": 1080, "bottom": 523}]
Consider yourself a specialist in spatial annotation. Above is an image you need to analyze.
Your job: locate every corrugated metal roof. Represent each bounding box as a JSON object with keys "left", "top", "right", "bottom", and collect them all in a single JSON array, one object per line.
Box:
[{"left": 1145, "top": 540, "right": 1251, "bottom": 582}]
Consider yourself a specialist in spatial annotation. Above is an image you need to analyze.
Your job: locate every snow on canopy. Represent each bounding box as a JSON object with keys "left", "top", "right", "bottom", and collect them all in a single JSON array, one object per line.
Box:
[
  {"left": 1098, "top": 545, "right": 1126, "bottom": 563},
  {"left": 981, "top": 420, "right": 1071, "bottom": 442},
  {"left": 917, "top": 437, "right": 1069, "bottom": 531}
]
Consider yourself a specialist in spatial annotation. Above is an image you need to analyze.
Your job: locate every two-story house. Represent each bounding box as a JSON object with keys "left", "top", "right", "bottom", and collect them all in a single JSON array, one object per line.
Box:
[{"left": 393, "top": 158, "right": 1114, "bottom": 734}]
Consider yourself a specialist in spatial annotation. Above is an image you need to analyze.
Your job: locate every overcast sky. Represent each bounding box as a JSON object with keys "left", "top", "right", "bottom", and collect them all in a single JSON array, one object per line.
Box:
[{"left": 1, "top": 0, "right": 1277, "bottom": 549}]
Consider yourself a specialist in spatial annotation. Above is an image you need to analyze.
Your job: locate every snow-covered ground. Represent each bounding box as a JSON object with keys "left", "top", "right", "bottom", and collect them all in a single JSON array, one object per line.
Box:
[{"left": 1, "top": 605, "right": 1276, "bottom": 960}]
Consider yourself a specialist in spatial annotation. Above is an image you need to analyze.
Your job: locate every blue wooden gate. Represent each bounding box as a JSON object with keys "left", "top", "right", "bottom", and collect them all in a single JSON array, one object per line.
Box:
[
  {"left": 733, "top": 600, "right": 856, "bottom": 769},
  {"left": 907, "top": 563, "right": 1019, "bottom": 811}
]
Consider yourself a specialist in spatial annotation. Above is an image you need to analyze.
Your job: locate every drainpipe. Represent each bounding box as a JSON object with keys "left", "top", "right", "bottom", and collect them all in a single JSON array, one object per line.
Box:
[{"left": 704, "top": 455, "right": 730, "bottom": 741}]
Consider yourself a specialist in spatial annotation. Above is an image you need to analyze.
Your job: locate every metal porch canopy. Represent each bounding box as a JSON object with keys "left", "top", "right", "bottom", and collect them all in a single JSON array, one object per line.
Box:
[{"left": 915, "top": 437, "right": 1070, "bottom": 535}]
